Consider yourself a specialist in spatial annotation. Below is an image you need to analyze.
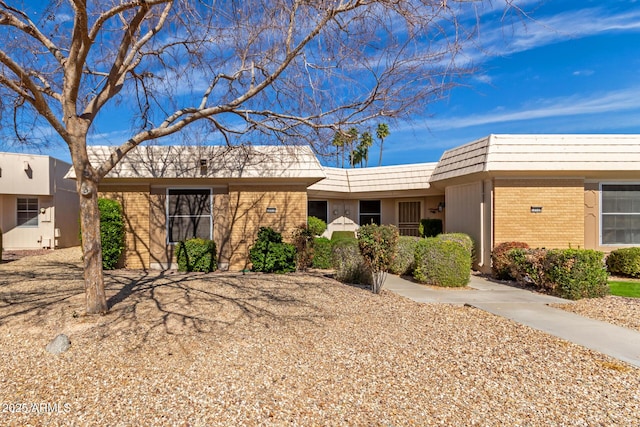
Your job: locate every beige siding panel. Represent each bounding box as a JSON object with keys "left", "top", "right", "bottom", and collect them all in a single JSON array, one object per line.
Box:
[
  {"left": 493, "top": 179, "right": 584, "bottom": 250},
  {"left": 445, "top": 182, "right": 483, "bottom": 268},
  {"left": 584, "top": 183, "right": 599, "bottom": 251}
]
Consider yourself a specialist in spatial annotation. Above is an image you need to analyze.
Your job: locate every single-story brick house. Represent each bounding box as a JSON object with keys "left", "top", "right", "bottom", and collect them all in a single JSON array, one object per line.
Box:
[
  {"left": 0, "top": 152, "right": 79, "bottom": 250},
  {"left": 80, "top": 134, "right": 640, "bottom": 273},
  {"left": 78, "top": 145, "right": 325, "bottom": 270}
]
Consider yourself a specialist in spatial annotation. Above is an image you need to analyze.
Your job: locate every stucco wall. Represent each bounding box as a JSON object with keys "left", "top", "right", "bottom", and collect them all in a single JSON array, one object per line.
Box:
[{"left": 493, "top": 178, "right": 585, "bottom": 249}]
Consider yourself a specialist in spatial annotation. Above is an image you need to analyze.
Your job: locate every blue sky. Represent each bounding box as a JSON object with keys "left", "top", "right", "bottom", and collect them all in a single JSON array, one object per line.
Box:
[
  {"left": 4, "top": 1, "right": 640, "bottom": 166},
  {"left": 381, "top": 0, "right": 640, "bottom": 165}
]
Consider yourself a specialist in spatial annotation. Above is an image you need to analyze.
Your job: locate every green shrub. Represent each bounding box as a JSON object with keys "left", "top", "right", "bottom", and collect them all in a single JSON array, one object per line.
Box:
[
  {"left": 544, "top": 249, "right": 609, "bottom": 300},
  {"left": 98, "top": 198, "right": 125, "bottom": 270},
  {"left": 492, "top": 241, "right": 530, "bottom": 280},
  {"left": 390, "top": 236, "right": 419, "bottom": 276},
  {"left": 249, "top": 227, "right": 296, "bottom": 273},
  {"left": 331, "top": 238, "right": 370, "bottom": 285},
  {"left": 413, "top": 235, "right": 471, "bottom": 287},
  {"left": 507, "top": 248, "right": 609, "bottom": 300},
  {"left": 358, "top": 224, "right": 399, "bottom": 293},
  {"left": 419, "top": 218, "right": 443, "bottom": 238},
  {"left": 177, "top": 238, "right": 217, "bottom": 272},
  {"left": 307, "top": 216, "right": 327, "bottom": 236},
  {"left": 505, "top": 248, "right": 547, "bottom": 287},
  {"left": 331, "top": 230, "right": 356, "bottom": 241},
  {"left": 439, "top": 233, "right": 474, "bottom": 259},
  {"left": 311, "top": 237, "right": 332, "bottom": 269},
  {"left": 606, "top": 247, "right": 640, "bottom": 277}
]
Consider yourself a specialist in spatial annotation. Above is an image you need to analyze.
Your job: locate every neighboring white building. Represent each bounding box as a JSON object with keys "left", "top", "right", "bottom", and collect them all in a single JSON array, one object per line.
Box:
[{"left": 0, "top": 152, "right": 79, "bottom": 250}]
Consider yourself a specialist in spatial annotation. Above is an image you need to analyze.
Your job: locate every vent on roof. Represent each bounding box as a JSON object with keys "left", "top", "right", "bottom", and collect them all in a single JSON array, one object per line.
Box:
[{"left": 199, "top": 159, "right": 207, "bottom": 175}]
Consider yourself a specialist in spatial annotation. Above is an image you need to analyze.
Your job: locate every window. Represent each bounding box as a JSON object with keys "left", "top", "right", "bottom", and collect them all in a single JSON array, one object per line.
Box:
[
  {"left": 308, "top": 200, "right": 328, "bottom": 223},
  {"left": 17, "top": 197, "right": 38, "bottom": 227},
  {"left": 167, "top": 189, "right": 212, "bottom": 243},
  {"left": 601, "top": 184, "right": 640, "bottom": 244},
  {"left": 359, "top": 200, "right": 381, "bottom": 225}
]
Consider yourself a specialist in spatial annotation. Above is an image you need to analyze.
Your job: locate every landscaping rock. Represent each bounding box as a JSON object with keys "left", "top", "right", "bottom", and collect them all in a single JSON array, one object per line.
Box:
[{"left": 46, "top": 334, "right": 71, "bottom": 354}]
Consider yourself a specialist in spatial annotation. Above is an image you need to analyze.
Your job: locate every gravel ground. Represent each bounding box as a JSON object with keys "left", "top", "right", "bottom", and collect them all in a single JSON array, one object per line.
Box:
[{"left": 1, "top": 247, "right": 639, "bottom": 426}]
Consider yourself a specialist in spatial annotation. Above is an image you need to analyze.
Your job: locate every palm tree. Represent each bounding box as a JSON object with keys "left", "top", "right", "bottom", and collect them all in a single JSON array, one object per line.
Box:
[
  {"left": 359, "top": 131, "right": 373, "bottom": 167},
  {"left": 376, "top": 123, "right": 390, "bottom": 166}
]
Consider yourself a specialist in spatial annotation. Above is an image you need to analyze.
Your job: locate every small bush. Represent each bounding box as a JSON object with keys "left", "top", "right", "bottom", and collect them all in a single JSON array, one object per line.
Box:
[
  {"left": 177, "top": 238, "right": 217, "bottom": 272},
  {"left": 358, "top": 224, "right": 399, "bottom": 293},
  {"left": 98, "top": 198, "right": 125, "bottom": 270},
  {"left": 249, "top": 227, "right": 296, "bottom": 273},
  {"left": 606, "top": 247, "right": 640, "bottom": 277},
  {"left": 492, "top": 241, "right": 530, "bottom": 280},
  {"left": 507, "top": 248, "right": 609, "bottom": 300},
  {"left": 331, "top": 230, "right": 356, "bottom": 241},
  {"left": 331, "top": 238, "right": 370, "bottom": 285},
  {"left": 439, "top": 233, "right": 474, "bottom": 259},
  {"left": 413, "top": 235, "right": 472, "bottom": 287},
  {"left": 311, "top": 237, "right": 332, "bottom": 269},
  {"left": 307, "top": 216, "right": 327, "bottom": 236},
  {"left": 291, "top": 224, "right": 314, "bottom": 272},
  {"left": 544, "top": 249, "right": 609, "bottom": 300},
  {"left": 506, "top": 248, "right": 547, "bottom": 288},
  {"left": 390, "top": 236, "right": 419, "bottom": 276},
  {"left": 419, "top": 218, "right": 443, "bottom": 238}
]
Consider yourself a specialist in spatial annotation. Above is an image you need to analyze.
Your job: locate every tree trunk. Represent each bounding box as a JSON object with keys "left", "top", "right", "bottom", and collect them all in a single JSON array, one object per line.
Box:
[{"left": 78, "top": 177, "right": 108, "bottom": 314}]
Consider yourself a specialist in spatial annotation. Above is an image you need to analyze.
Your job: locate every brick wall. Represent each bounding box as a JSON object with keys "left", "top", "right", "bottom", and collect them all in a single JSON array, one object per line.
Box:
[
  {"left": 100, "top": 187, "right": 150, "bottom": 269},
  {"left": 226, "top": 185, "right": 307, "bottom": 270},
  {"left": 494, "top": 178, "right": 584, "bottom": 249}
]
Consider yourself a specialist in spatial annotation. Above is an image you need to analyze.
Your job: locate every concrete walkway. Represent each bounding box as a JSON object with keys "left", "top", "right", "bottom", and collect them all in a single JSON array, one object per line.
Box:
[{"left": 384, "top": 274, "right": 640, "bottom": 368}]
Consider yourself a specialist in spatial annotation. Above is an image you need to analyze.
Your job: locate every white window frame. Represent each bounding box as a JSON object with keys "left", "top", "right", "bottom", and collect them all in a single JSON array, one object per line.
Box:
[
  {"left": 166, "top": 188, "right": 213, "bottom": 244},
  {"left": 599, "top": 182, "right": 640, "bottom": 246}
]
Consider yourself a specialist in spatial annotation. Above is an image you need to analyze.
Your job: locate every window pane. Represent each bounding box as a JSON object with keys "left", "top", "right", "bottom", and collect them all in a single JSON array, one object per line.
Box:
[
  {"left": 360, "top": 200, "right": 380, "bottom": 214},
  {"left": 601, "top": 185, "right": 640, "bottom": 245},
  {"left": 167, "top": 189, "right": 212, "bottom": 243},
  {"left": 17, "top": 197, "right": 38, "bottom": 227},
  {"left": 308, "top": 201, "right": 328, "bottom": 223},
  {"left": 168, "top": 216, "right": 211, "bottom": 242},
  {"left": 360, "top": 214, "right": 381, "bottom": 226}
]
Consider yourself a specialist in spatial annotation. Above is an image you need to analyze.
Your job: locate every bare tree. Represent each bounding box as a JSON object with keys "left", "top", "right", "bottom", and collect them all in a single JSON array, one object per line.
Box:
[{"left": 0, "top": 0, "right": 520, "bottom": 314}]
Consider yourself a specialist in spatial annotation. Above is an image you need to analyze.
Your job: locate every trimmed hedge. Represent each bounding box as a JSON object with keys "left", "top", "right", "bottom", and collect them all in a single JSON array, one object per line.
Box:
[
  {"left": 507, "top": 248, "right": 609, "bottom": 300},
  {"left": 419, "top": 218, "right": 443, "bottom": 238},
  {"left": 413, "top": 234, "right": 472, "bottom": 287},
  {"left": 606, "top": 247, "right": 640, "bottom": 277},
  {"left": 311, "top": 237, "right": 332, "bottom": 269},
  {"left": 98, "top": 198, "right": 125, "bottom": 270},
  {"left": 492, "top": 241, "right": 530, "bottom": 280},
  {"left": 249, "top": 227, "right": 296, "bottom": 273},
  {"left": 331, "top": 238, "right": 370, "bottom": 285},
  {"left": 545, "top": 249, "right": 609, "bottom": 300},
  {"left": 390, "top": 236, "right": 419, "bottom": 276},
  {"left": 177, "top": 238, "right": 217, "bottom": 272},
  {"left": 307, "top": 216, "right": 327, "bottom": 236}
]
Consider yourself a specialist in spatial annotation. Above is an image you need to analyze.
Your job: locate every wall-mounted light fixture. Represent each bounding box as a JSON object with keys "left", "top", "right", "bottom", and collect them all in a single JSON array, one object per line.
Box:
[{"left": 437, "top": 202, "right": 445, "bottom": 212}]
